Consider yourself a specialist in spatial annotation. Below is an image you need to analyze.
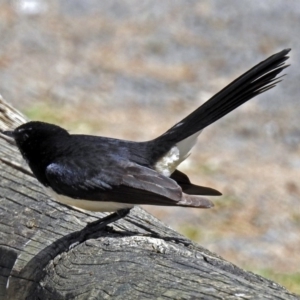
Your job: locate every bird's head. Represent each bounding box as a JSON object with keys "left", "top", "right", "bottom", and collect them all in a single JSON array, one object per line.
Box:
[{"left": 1, "top": 121, "right": 69, "bottom": 163}]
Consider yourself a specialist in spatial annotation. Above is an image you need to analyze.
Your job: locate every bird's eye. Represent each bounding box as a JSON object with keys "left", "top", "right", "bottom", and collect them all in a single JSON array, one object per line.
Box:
[
  {"left": 17, "top": 127, "right": 32, "bottom": 134},
  {"left": 16, "top": 128, "right": 30, "bottom": 141}
]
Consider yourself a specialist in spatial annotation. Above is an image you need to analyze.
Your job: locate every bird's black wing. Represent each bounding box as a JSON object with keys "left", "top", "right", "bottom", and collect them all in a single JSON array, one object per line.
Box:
[{"left": 45, "top": 158, "right": 212, "bottom": 207}]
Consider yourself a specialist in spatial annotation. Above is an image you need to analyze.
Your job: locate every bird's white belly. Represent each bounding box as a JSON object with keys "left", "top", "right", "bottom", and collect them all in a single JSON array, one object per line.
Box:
[{"left": 47, "top": 189, "right": 134, "bottom": 212}]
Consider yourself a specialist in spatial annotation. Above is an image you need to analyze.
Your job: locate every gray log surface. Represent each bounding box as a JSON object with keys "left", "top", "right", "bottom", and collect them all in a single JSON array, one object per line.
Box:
[{"left": 0, "top": 96, "right": 298, "bottom": 300}]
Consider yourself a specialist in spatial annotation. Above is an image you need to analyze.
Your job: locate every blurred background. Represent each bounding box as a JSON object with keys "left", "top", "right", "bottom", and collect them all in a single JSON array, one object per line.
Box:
[{"left": 0, "top": 0, "right": 299, "bottom": 293}]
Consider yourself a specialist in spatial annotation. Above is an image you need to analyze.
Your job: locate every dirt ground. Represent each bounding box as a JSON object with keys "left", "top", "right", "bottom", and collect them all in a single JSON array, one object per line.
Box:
[{"left": 0, "top": 0, "right": 299, "bottom": 292}]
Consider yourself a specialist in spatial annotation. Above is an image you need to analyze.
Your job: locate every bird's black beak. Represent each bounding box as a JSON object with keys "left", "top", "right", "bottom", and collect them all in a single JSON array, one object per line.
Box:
[{"left": 1, "top": 130, "right": 15, "bottom": 138}]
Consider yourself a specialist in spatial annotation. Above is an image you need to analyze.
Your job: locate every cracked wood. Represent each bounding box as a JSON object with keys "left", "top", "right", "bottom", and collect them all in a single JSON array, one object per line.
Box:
[{"left": 0, "top": 95, "right": 299, "bottom": 300}]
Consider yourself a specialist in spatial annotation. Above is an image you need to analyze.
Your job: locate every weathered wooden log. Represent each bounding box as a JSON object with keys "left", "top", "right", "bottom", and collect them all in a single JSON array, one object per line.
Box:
[{"left": 0, "top": 95, "right": 298, "bottom": 300}]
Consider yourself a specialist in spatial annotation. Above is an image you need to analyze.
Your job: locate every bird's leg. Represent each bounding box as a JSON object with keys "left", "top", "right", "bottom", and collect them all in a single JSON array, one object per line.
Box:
[
  {"left": 86, "top": 208, "right": 132, "bottom": 229},
  {"left": 67, "top": 209, "right": 132, "bottom": 249}
]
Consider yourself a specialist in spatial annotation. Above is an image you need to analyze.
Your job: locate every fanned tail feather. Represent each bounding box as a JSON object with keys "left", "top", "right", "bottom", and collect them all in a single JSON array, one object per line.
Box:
[{"left": 151, "top": 49, "right": 290, "bottom": 162}]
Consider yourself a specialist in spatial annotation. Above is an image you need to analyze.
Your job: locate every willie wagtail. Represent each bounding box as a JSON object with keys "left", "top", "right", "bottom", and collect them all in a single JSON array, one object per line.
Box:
[{"left": 1, "top": 49, "right": 290, "bottom": 225}]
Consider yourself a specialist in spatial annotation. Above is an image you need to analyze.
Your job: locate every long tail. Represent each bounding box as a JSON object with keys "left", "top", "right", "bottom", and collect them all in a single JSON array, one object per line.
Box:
[{"left": 150, "top": 49, "right": 290, "bottom": 162}]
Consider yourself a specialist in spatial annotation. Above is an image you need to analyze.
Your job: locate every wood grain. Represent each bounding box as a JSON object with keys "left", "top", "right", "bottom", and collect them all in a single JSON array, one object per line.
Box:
[{"left": 0, "top": 95, "right": 298, "bottom": 300}]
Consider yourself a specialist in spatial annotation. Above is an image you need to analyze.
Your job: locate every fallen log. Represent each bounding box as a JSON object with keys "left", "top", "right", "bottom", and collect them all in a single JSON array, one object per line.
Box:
[{"left": 0, "top": 95, "right": 298, "bottom": 300}]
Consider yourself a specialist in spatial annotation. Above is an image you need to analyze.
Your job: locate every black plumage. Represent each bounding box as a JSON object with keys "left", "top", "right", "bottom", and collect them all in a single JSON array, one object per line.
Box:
[{"left": 1, "top": 49, "right": 290, "bottom": 224}]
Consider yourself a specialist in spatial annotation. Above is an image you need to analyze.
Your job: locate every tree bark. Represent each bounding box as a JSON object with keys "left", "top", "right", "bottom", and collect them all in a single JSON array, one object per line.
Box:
[{"left": 0, "top": 95, "right": 298, "bottom": 300}]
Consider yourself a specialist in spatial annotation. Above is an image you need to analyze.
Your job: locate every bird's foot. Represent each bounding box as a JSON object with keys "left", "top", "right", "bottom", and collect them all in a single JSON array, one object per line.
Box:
[{"left": 86, "top": 208, "right": 131, "bottom": 229}]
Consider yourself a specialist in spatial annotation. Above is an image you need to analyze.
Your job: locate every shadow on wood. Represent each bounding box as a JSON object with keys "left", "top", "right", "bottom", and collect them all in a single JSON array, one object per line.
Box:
[{"left": 0, "top": 96, "right": 298, "bottom": 299}]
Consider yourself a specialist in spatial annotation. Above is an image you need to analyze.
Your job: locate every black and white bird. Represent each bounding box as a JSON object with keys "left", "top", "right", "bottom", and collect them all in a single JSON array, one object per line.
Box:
[{"left": 2, "top": 49, "right": 290, "bottom": 225}]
